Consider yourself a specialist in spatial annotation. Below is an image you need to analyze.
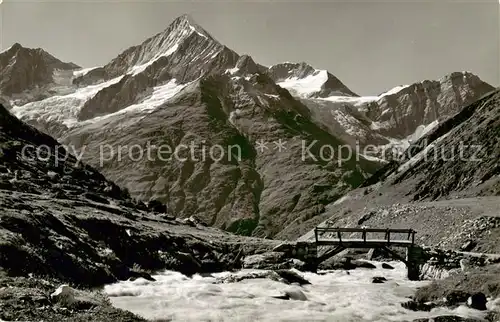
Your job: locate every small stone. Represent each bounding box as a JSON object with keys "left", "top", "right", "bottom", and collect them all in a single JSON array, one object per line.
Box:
[
  {"left": 382, "top": 263, "right": 395, "bottom": 270},
  {"left": 372, "top": 276, "right": 387, "bottom": 283}
]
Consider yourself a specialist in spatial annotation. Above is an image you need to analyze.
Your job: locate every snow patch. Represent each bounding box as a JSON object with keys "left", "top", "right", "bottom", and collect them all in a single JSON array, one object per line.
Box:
[
  {"left": 84, "top": 79, "right": 187, "bottom": 123},
  {"left": 373, "top": 120, "right": 441, "bottom": 161},
  {"left": 397, "top": 131, "right": 450, "bottom": 173},
  {"left": 277, "top": 70, "right": 328, "bottom": 98},
  {"left": 73, "top": 67, "right": 99, "bottom": 78},
  {"left": 370, "top": 121, "right": 391, "bottom": 131},
  {"left": 225, "top": 67, "right": 239, "bottom": 75},
  {"left": 319, "top": 85, "right": 410, "bottom": 108},
  {"left": 11, "top": 75, "right": 124, "bottom": 126},
  {"left": 128, "top": 44, "right": 179, "bottom": 76},
  {"left": 189, "top": 25, "right": 207, "bottom": 39},
  {"left": 321, "top": 95, "right": 378, "bottom": 106},
  {"left": 379, "top": 85, "right": 409, "bottom": 98},
  {"left": 407, "top": 120, "right": 439, "bottom": 143},
  {"left": 0, "top": 44, "right": 12, "bottom": 54}
]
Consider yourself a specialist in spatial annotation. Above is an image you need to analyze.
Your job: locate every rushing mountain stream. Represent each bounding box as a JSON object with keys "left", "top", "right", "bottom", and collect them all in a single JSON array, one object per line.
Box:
[{"left": 103, "top": 261, "right": 489, "bottom": 322}]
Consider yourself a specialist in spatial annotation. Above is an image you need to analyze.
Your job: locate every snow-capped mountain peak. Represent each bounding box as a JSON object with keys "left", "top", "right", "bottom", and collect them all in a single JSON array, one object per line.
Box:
[
  {"left": 120, "top": 15, "right": 219, "bottom": 76},
  {"left": 171, "top": 14, "right": 214, "bottom": 40}
]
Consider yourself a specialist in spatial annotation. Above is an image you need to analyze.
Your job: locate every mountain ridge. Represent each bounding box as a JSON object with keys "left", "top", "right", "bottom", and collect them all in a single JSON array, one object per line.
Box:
[{"left": 2, "top": 14, "right": 495, "bottom": 239}]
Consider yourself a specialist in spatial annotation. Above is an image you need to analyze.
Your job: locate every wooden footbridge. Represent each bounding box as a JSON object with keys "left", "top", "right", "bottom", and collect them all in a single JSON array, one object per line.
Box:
[{"left": 313, "top": 227, "right": 424, "bottom": 280}]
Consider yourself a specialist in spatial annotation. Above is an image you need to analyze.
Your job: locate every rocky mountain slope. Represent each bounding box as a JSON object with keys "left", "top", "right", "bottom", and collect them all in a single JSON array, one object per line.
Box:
[
  {"left": 296, "top": 72, "right": 494, "bottom": 160},
  {"left": 0, "top": 102, "right": 279, "bottom": 287},
  {"left": 3, "top": 14, "right": 494, "bottom": 240},
  {"left": 297, "top": 88, "right": 500, "bottom": 252}
]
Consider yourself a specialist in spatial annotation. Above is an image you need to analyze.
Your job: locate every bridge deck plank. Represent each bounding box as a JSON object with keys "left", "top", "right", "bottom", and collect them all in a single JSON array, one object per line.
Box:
[{"left": 316, "top": 239, "right": 414, "bottom": 248}]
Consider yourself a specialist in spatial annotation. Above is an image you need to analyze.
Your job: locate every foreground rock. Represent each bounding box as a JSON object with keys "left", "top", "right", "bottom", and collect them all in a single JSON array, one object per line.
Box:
[
  {"left": 372, "top": 276, "right": 387, "bottom": 284},
  {"left": 0, "top": 274, "right": 146, "bottom": 322}
]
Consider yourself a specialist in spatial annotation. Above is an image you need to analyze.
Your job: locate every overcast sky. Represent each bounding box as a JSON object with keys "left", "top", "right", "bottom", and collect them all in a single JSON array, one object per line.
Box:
[{"left": 0, "top": 0, "right": 498, "bottom": 95}]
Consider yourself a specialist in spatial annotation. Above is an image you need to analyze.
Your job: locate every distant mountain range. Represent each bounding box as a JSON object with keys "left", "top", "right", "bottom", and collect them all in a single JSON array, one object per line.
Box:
[{"left": 0, "top": 14, "right": 494, "bottom": 239}]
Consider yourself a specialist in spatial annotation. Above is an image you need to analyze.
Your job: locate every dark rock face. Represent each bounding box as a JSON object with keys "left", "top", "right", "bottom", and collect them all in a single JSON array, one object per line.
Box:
[
  {"left": 318, "top": 257, "right": 376, "bottom": 270},
  {"left": 242, "top": 252, "right": 307, "bottom": 271},
  {"left": 382, "top": 263, "right": 395, "bottom": 269},
  {"left": 446, "top": 290, "right": 471, "bottom": 306},
  {"left": 372, "top": 276, "right": 387, "bottom": 283},
  {"left": 467, "top": 292, "right": 488, "bottom": 311}
]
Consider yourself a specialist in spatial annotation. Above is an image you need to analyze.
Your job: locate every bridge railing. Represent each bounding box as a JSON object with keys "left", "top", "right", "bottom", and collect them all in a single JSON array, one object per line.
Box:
[{"left": 314, "top": 227, "right": 416, "bottom": 246}]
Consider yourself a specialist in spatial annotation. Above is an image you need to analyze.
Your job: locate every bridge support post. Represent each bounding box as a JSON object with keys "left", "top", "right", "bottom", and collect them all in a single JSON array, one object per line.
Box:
[{"left": 406, "top": 246, "right": 424, "bottom": 281}]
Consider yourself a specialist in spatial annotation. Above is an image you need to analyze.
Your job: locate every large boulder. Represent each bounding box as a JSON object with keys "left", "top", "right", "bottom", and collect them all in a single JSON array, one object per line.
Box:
[
  {"left": 274, "top": 270, "right": 311, "bottom": 286},
  {"left": 467, "top": 292, "right": 487, "bottom": 311},
  {"left": 445, "top": 290, "right": 471, "bottom": 307},
  {"left": 50, "top": 285, "right": 75, "bottom": 307},
  {"left": 382, "top": 263, "right": 395, "bottom": 270}
]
